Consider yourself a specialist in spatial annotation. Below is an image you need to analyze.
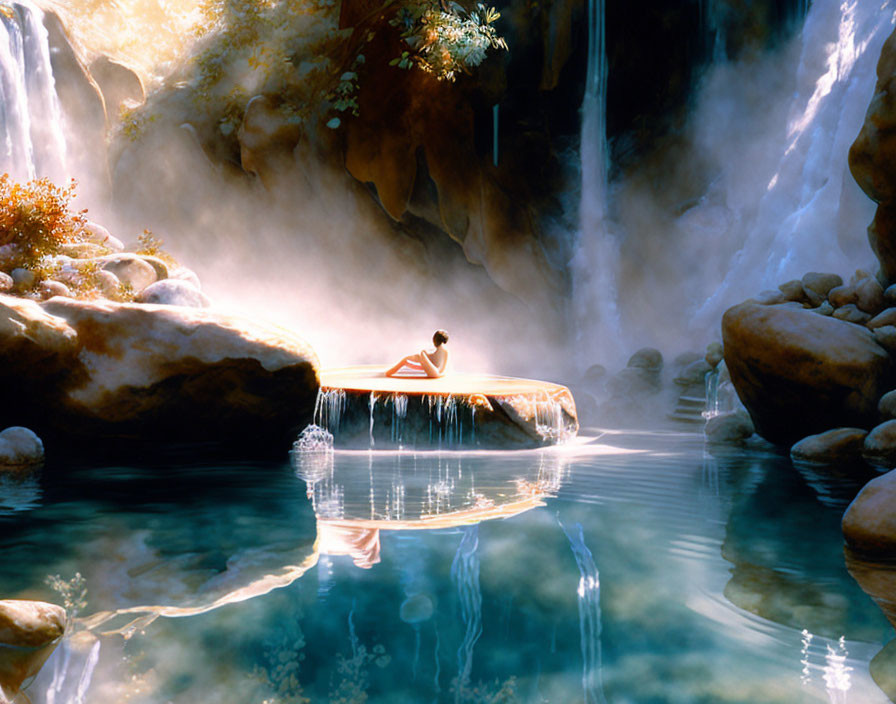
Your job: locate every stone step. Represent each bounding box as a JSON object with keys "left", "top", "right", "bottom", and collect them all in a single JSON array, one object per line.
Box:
[
  {"left": 667, "top": 411, "right": 705, "bottom": 425},
  {"left": 678, "top": 396, "right": 707, "bottom": 406}
]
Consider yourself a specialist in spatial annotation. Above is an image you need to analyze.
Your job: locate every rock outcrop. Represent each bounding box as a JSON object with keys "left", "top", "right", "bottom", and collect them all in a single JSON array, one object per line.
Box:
[
  {"left": 0, "top": 295, "right": 319, "bottom": 450},
  {"left": 722, "top": 302, "right": 894, "bottom": 444},
  {"left": 851, "top": 26, "right": 896, "bottom": 281},
  {"left": 0, "top": 600, "right": 65, "bottom": 703}
]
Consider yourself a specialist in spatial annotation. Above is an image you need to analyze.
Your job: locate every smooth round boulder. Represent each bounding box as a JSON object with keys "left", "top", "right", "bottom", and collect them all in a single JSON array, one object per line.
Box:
[
  {"left": 169, "top": 267, "right": 202, "bottom": 291},
  {"left": 99, "top": 254, "right": 157, "bottom": 292},
  {"left": 828, "top": 284, "right": 858, "bottom": 308},
  {"left": 881, "top": 391, "right": 896, "bottom": 420},
  {"left": 802, "top": 272, "right": 843, "bottom": 299},
  {"left": 790, "top": 428, "right": 868, "bottom": 464},
  {"left": 751, "top": 289, "right": 786, "bottom": 305},
  {"left": 812, "top": 301, "right": 834, "bottom": 316},
  {"left": 0, "top": 427, "right": 44, "bottom": 468},
  {"left": 833, "top": 304, "right": 871, "bottom": 325},
  {"left": 722, "top": 302, "right": 895, "bottom": 444},
  {"left": 135, "top": 279, "right": 210, "bottom": 308},
  {"left": 10, "top": 269, "right": 34, "bottom": 292},
  {"left": 874, "top": 325, "right": 896, "bottom": 355},
  {"left": 705, "top": 342, "right": 724, "bottom": 368},
  {"left": 868, "top": 307, "right": 896, "bottom": 329},
  {"left": 704, "top": 411, "right": 754, "bottom": 444},
  {"left": 674, "top": 359, "right": 712, "bottom": 387},
  {"left": 0, "top": 599, "right": 66, "bottom": 698},
  {"left": 856, "top": 277, "right": 886, "bottom": 315},
  {"left": 863, "top": 420, "right": 896, "bottom": 470},
  {"left": 843, "top": 469, "right": 896, "bottom": 556},
  {"left": 138, "top": 255, "right": 170, "bottom": 282},
  {"left": 885, "top": 283, "right": 896, "bottom": 306},
  {"left": 37, "top": 280, "right": 72, "bottom": 301},
  {"left": 0, "top": 273, "right": 12, "bottom": 293},
  {"left": 626, "top": 347, "right": 663, "bottom": 371},
  {"left": 778, "top": 279, "right": 807, "bottom": 303},
  {"left": 96, "top": 269, "right": 121, "bottom": 297}
]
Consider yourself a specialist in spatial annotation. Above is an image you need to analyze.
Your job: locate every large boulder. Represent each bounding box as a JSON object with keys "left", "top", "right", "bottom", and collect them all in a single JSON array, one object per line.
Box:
[
  {"left": 850, "top": 26, "right": 896, "bottom": 282},
  {"left": 0, "top": 294, "right": 319, "bottom": 449},
  {"left": 843, "top": 469, "right": 896, "bottom": 556},
  {"left": 0, "top": 600, "right": 66, "bottom": 702},
  {"left": 722, "top": 302, "right": 895, "bottom": 444}
]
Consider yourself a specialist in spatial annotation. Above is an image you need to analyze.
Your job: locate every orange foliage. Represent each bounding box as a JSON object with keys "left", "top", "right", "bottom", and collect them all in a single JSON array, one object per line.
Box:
[{"left": 0, "top": 174, "right": 88, "bottom": 267}]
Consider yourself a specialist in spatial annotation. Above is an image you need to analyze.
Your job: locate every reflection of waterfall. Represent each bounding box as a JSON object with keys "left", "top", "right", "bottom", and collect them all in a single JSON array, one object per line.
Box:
[
  {"left": 562, "top": 521, "right": 607, "bottom": 704},
  {"left": 0, "top": 1, "right": 67, "bottom": 181},
  {"left": 451, "top": 525, "right": 482, "bottom": 701},
  {"left": 695, "top": 0, "right": 895, "bottom": 324},
  {"left": 43, "top": 638, "right": 101, "bottom": 704},
  {"left": 572, "top": 0, "right": 620, "bottom": 365}
]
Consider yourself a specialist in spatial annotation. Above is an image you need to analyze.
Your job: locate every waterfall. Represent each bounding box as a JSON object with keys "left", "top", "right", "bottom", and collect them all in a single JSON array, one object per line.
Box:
[
  {"left": 694, "top": 0, "right": 896, "bottom": 325},
  {"left": 571, "top": 0, "right": 621, "bottom": 366},
  {"left": 0, "top": 1, "right": 67, "bottom": 182}
]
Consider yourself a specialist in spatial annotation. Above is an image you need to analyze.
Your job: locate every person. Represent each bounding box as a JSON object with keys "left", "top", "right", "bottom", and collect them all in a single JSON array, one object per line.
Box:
[{"left": 385, "top": 330, "right": 450, "bottom": 378}]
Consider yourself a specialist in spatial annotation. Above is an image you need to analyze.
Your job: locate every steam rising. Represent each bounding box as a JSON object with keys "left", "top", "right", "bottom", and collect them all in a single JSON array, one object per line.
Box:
[{"left": 25, "top": 0, "right": 896, "bottom": 380}]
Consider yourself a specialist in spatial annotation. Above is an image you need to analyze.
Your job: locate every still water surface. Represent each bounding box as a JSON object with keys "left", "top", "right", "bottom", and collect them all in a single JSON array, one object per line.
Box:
[{"left": 0, "top": 431, "right": 891, "bottom": 703}]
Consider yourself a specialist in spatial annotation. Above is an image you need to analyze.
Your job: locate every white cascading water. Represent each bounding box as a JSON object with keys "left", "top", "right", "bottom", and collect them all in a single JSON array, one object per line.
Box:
[
  {"left": 693, "top": 0, "right": 896, "bottom": 326},
  {"left": 0, "top": 1, "right": 67, "bottom": 182},
  {"left": 571, "top": 0, "right": 621, "bottom": 366}
]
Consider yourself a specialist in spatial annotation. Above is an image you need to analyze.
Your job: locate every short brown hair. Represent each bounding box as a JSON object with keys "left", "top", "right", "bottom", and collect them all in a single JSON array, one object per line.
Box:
[{"left": 433, "top": 329, "right": 449, "bottom": 346}]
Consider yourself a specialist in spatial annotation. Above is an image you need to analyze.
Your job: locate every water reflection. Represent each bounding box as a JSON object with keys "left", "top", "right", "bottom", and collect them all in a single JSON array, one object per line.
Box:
[{"left": 296, "top": 448, "right": 568, "bottom": 568}]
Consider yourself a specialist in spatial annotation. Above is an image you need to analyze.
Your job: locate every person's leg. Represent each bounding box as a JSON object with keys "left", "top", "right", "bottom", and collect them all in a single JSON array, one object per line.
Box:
[{"left": 386, "top": 354, "right": 422, "bottom": 377}]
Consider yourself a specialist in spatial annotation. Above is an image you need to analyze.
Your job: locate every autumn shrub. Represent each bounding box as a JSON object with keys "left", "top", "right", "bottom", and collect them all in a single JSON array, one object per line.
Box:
[{"left": 0, "top": 174, "right": 89, "bottom": 271}]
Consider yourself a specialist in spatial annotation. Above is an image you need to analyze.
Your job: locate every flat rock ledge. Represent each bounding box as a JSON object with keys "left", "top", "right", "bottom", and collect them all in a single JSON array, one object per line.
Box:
[
  {"left": 316, "top": 366, "right": 578, "bottom": 449},
  {"left": 0, "top": 600, "right": 66, "bottom": 702},
  {"left": 0, "top": 294, "right": 319, "bottom": 450}
]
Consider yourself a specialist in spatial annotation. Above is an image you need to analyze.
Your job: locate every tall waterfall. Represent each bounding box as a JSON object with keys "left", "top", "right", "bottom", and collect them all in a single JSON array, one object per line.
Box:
[
  {"left": 0, "top": 1, "right": 67, "bottom": 182},
  {"left": 691, "top": 0, "right": 895, "bottom": 325},
  {"left": 571, "top": 0, "right": 620, "bottom": 366}
]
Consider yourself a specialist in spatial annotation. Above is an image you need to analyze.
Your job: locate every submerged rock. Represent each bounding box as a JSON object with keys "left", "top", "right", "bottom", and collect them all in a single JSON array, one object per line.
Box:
[
  {"left": 0, "top": 599, "right": 66, "bottom": 702},
  {"left": 722, "top": 302, "right": 895, "bottom": 444},
  {"left": 0, "top": 427, "right": 44, "bottom": 469},
  {"left": 871, "top": 640, "right": 896, "bottom": 699},
  {"left": 0, "top": 273, "right": 12, "bottom": 294},
  {"left": 843, "top": 469, "right": 896, "bottom": 556},
  {"left": 0, "top": 294, "right": 319, "bottom": 449},
  {"left": 790, "top": 428, "right": 868, "bottom": 465},
  {"left": 874, "top": 325, "right": 896, "bottom": 354}
]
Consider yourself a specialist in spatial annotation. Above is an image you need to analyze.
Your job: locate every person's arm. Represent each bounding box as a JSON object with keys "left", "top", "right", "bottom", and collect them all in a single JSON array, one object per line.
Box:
[{"left": 419, "top": 349, "right": 442, "bottom": 377}]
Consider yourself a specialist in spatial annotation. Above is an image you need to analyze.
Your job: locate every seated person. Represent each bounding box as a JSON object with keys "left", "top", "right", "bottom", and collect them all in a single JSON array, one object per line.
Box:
[{"left": 386, "top": 330, "right": 449, "bottom": 378}]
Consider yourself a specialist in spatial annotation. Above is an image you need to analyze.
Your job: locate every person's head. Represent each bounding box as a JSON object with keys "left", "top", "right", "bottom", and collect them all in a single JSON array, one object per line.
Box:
[{"left": 433, "top": 329, "right": 449, "bottom": 346}]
